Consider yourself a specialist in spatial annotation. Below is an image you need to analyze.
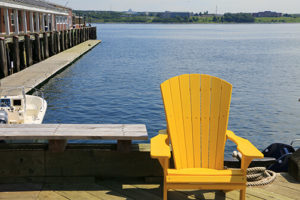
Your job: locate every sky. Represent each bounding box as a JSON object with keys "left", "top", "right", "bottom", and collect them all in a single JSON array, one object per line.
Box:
[{"left": 49, "top": 0, "right": 300, "bottom": 14}]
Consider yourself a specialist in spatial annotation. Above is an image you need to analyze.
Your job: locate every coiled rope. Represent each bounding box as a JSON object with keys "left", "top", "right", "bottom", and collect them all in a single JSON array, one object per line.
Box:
[
  {"left": 232, "top": 151, "right": 277, "bottom": 186},
  {"left": 246, "top": 167, "right": 276, "bottom": 186}
]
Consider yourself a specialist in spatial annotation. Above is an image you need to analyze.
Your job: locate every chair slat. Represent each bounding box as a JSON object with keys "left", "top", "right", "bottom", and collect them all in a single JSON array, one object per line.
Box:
[
  {"left": 215, "top": 81, "right": 232, "bottom": 169},
  {"left": 179, "top": 74, "right": 194, "bottom": 168},
  {"left": 200, "top": 75, "right": 211, "bottom": 168},
  {"left": 208, "top": 77, "right": 222, "bottom": 168},
  {"left": 169, "top": 76, "right": 187, "bottom": 169},
  {"left": 161, "top": 80, "right": 182, "bottom": 169},
  {"left": 190, "top": 74, "right": 201, "bottom": 168}
]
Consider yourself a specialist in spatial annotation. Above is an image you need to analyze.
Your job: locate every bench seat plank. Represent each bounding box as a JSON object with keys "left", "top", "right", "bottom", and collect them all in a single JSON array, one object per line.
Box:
[{"left": 0, "top": 124, "right": 148, "bottom": 140}]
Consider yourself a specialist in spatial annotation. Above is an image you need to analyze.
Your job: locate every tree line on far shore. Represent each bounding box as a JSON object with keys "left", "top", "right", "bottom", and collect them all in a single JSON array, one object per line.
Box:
[{"left": 75, "top": 10, "right": 300, "bottom": 24}]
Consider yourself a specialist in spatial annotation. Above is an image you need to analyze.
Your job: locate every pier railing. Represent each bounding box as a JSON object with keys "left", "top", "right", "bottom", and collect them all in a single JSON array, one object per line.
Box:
[{"left": 0, "top": 27, "right": 97, "bottom": 79}]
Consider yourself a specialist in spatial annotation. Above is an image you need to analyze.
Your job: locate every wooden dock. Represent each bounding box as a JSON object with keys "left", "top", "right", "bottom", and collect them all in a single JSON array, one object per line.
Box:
[
  {"left": 0, "top": 39, "right": 101, "bottom": 95},
  {"left": 0, "top": 173, "right": 299, "bottom": 200}
]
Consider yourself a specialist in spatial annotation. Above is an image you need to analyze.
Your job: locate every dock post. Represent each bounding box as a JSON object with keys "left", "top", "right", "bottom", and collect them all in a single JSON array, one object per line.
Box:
[
  {"left": 24, "top": 34, "right": 33, "bottom": 67},
  {"left": 56, "top": 31, "right": 61, "bottom": 53},
  {"left": 76, "top": 29, "right": 79, "bottom": 45},
  {"left": 60, "top": 31, "right": 65, "bottom": 51},
  {"left": 33, "top": 33, "right": 41, "bottom": 63},
  {"left": 86, "top": 28, "right": 89, "bottom": 40},
  {"left": 83, "top": 28, "right": 86, "bottom": 42},
  {"left": 64, "top": 30, "right": 68, "bottom": 50},
  {"left": 81, "top": 28, "right": 84, "bottom": 43},
  {"left": 49, "top": 32, "right": 55, "bottom": 56},
  {"left": 12, "top": 36, "right": 20, "bottom": 73},
  {"left": 68, "top": 30, "right": 72, "bottom": 48},
  {"left": 19, "top": 40, "right": 26, "bottom": 70},
  {"left": 43, "top": 32, "right": 49, "bottom": 59},
  {"left": 0, "top": 37, "right": 8, "bottom": 78},
  {"left": 40, "top": 34, "right": 45, "bottom": 61}
]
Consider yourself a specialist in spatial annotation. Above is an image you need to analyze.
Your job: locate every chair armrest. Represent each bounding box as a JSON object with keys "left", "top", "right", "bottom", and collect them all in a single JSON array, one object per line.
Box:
[
  {"left": 150, "top": 133, "right": 171, "bottom": 159},
  {"left": 226, "top": 130, "right": 264, "bottom": 159}
]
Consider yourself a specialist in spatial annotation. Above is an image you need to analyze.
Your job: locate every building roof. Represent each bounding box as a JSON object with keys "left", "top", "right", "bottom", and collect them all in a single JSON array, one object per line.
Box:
[{"left": 0, "top": 0, "right": 69, "bottom": 15}]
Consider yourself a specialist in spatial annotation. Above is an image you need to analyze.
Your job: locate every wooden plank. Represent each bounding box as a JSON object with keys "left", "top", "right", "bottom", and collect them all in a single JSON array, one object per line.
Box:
[
  {"left": 246, "top": 187, "right": 294, "bottom": 200},
  {"left": 100, "top": 180, "right": 161, "bottom": 200},
  {"left": 200, "top": 75, "right": 211, "bottom": 168},
  {"left": 170, "top": 76, "right": 187, "bottom": 169},
  {"left": 54, "top": 190, "right": 102, "bottom": 200},
  {"left": 208, "top": 77, "right": 222, "bottom": 169},
  {"left": 161, "top": 79, "right": 181, "bottom": 169},
  {"left": 215, "top": 80, "right": 232, "bottom": 169},
  {"left": 190, "top": 74, "right": 201, "bottom": 168},
  {"left": 37, "top": 191, "right": 69, "bottom": 200},
  {"left": 84, "top": 183, "right": 131, "bottom": 200},
  {"left": 0, "top": 124, "right": 148, "bottom": 140},
  {"left": 179, "top": 74, "right": 194, "bottom": 168}
]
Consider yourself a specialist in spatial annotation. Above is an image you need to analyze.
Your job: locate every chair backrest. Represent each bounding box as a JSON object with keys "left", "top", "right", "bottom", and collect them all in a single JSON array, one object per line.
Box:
[{"left": 160, "top": 74, "right": 232, "bottom": 170}]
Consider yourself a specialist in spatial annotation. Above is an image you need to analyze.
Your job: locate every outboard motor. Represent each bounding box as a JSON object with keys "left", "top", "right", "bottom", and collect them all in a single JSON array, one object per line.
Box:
[
  {"left": 262, "top": 143, "right": 295, "bottom": 172},
  {"left": 0, "top": 110, "right": 8, "bottom": 124}
]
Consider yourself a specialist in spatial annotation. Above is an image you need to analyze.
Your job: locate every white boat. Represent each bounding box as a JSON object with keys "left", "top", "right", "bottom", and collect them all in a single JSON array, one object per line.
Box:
[{"left": 0, "top": 87, "right": 47, "bottom": 124}]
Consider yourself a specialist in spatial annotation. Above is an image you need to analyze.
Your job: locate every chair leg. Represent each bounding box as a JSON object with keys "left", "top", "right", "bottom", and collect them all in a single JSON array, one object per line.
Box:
[
  {"left": 163, "top": 181, "right": 167, "bottom": 200},
  {"left": 240, "top": 188, "right": 246, "bottom": 200}
]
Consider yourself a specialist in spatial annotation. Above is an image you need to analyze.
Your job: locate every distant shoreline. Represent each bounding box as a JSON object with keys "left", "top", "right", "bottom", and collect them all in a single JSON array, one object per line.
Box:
[{"left": 92, "top": 21, "right": 300, "bottom": 25}]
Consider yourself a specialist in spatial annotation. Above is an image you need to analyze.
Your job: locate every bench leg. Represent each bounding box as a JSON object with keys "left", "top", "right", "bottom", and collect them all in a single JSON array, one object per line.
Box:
[
  {"left": 48, "top": 140, "right": 67, "bottom": 152},
  {"left": 117, "top": 140, "right": 131, "bottom": 152}
]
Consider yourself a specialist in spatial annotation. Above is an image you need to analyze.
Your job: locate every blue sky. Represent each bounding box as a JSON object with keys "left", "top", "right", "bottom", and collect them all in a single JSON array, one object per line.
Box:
[{"left": 50, "top": 0, "right": 300, "bottom": 14}]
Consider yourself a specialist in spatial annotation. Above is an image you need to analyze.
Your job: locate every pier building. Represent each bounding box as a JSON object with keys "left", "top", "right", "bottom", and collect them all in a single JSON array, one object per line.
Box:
[
  {"left": 0, "top": 0, "right": 95, "bottom": 79},
  {"left": 0, "top": 0, "right": 73, "bottom": 36}
]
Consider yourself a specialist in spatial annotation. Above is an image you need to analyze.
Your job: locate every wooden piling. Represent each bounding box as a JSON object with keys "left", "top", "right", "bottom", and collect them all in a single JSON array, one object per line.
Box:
[
  {"left": 68, "top": 30, "right": 72, "bottom": 48},
  {"left": 0, "top": 37, "right": 8, "bottom": 78},
  {"left": 56, "top": 31, "right": 60, "bottom": 53},
  {"left": 83, "top": 28, "right": 86, "bottom": 42},
  {"left": 24, "top": 34, "right": 33, "bottom": 67},
  {"left": 64, "top": 30, "right": 68, "bottom": 50},
  {"left": 43, "top": 32, "right": 49, "bottom": 59},
  {"left": 19, "top": 41, "right": 26, "bottom": 70},
  {"left": 60, "top": 31, "right": 65, "bottom": 51},
  {"left": 34, "top": 33, "right": 41, "bottom": 63},
  {"left": 13, "top": 36, "right": 20, "bottom": 72},
  {"left": 0, "top": 27, "right": 96, "bottom": 78},
  {"left": 49, "top": 32, "right": 55, "bottom": 56},
  {"left": 40, "top": 35, "right": 44, "bottom": 60},
  {"left": 80, "top": 29, "right": 84, "bottom": 43}
]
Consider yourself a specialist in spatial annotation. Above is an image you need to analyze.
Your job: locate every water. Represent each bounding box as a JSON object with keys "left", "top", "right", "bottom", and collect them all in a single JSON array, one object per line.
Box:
[{"left": 41, "top": 24, "right": 300, "bottom": 156}]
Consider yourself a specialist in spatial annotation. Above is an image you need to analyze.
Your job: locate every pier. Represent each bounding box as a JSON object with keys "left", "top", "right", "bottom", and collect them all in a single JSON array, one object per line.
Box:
[{"left": 0, "top": 35, "right": 100, "bottom": 95}]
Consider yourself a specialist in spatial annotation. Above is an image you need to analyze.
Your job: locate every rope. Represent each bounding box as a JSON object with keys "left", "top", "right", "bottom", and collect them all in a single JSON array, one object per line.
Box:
[
  {"left": 246, "top": 167, "right": 277, "bottom": 186},
  {"left": 232, "top": 151, "right": 277, "bottom": 186}
]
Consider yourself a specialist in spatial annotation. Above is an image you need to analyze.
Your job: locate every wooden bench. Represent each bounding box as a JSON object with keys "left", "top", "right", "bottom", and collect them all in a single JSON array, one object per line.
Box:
[{"left": 0, "top": 124, "right": 148, "bottom": 152}]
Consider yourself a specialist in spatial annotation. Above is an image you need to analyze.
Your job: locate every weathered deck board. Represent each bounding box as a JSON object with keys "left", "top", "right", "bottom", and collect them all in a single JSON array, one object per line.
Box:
[
  {"left": 0, "top": 173, "right": 299, "bottom": 200},
  {"left": 0, "top": 124, "right": 148, "bottom": 140}
]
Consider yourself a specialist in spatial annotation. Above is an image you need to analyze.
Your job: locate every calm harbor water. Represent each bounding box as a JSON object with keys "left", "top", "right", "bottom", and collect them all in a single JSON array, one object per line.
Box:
[{"left": 41, "top": 24, "right": 300, "bottom": 156}]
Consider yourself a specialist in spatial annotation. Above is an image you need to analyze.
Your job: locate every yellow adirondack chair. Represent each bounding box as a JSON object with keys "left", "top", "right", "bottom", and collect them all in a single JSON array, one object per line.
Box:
[{"left": 151, "top": 74, "right": 264, "bottom": 200}]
